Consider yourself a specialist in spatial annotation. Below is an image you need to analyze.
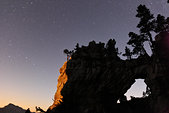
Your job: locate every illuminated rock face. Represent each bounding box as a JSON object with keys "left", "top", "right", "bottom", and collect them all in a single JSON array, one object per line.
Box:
[{"left": 49, "top": 61, "right": 68, "bottom": 110}]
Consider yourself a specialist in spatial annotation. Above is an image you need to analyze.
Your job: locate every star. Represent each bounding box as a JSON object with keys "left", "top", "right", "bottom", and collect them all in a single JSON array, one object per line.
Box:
[
  {"left": 25, "top": 56, "right": 28, "bottom": 60},
  {"left": 22, "top": 6, "right": 26, "bottom": 9},
  {"left": 92, "top": 21, "right": 96, "bottom": 25},
  {"left": 30, "top": 1, "right": 33, "bottom": 5},
  {"left": 53, "top": 20, "right": 56, "bottom": 24}
]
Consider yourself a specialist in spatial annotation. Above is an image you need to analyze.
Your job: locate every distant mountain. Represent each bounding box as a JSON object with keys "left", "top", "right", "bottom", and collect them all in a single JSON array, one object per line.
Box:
[{"left": 0, "top": 103, "right": 26, "bottom": 113}]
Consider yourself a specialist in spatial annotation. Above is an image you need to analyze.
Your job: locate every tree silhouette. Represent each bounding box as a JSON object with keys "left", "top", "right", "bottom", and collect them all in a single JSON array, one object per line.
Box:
[
  {"left": 128, "top": 5, "right": 154, "bottom": 56},
  {"left": 123, "top": 46, "right": 132, "bottom": 60},
  {"left": 128, "top": 32, "right": 147, "bottom": 56},
  {"left": 128, "top": 4, "right": 169, "bottom": 57},
  {"left": 63, "top": 49, "right": 74, "bottom": 60},
  {"left": 35, "top": 106, "right": 45, "bottom": 112},
  {"left": 106, "top": 39, "right": 119, "bottom": 57},
  {"left": 25, "top": 108, "right": 31, "bottom": 113},
  {"left": 75, "top": 43, "right": 80, "bottom": 51}
]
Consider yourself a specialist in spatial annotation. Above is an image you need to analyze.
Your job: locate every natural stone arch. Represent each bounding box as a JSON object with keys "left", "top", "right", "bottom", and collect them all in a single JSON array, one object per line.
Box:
[{"left": 47, "top": 34, "right": 169, "bottom": 113}]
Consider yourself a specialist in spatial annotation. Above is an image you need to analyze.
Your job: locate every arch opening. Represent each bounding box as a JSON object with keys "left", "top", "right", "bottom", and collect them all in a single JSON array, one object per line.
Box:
[{"left": 124, "top": 79, "right": 148, "bottom": 100}]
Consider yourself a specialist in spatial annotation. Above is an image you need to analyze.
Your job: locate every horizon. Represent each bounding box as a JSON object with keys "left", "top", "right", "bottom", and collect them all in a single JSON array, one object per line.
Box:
[{"left": 1, "top": 0, "right": 169, "bottom": 112}]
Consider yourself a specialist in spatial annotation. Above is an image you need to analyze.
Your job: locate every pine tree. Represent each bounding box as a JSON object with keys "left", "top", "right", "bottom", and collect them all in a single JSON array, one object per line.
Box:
[
  {"left": 127, "top": 4, "right": 169, "bottom": 57},
  {"left": 123, "top": 46, "right": 132, "bottom": 60}
]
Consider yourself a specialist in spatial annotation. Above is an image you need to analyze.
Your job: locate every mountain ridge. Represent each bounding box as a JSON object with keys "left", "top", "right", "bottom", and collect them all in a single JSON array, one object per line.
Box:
[{"left": 0, "top": 103, "right": 33, "bottom": 113}]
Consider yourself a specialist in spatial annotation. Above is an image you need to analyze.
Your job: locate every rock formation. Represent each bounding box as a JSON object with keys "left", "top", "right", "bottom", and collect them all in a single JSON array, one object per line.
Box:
[
  {"left": 145, "top": 31, "right": 169, "bottom": 113},
  {"left": 49, "top": 61, "right": 68, "bottom": 110},
  {"left": 47, "top": 32, "right": 169, "bottom": 113}
]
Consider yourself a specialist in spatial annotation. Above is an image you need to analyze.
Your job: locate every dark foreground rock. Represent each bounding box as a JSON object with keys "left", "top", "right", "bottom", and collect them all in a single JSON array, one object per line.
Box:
[{"left": 47, "top": 33, "right": 169, "bottom": 113}]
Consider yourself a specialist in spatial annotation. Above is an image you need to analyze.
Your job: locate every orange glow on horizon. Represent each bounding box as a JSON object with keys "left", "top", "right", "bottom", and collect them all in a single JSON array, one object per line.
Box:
[{"left": 0, "top": 95, "right": 51, "bottom": 112}]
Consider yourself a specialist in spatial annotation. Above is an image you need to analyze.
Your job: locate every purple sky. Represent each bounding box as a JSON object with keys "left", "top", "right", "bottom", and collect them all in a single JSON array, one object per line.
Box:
[{"left": 0, "top": 0, "right": 169, "bottom": 111}]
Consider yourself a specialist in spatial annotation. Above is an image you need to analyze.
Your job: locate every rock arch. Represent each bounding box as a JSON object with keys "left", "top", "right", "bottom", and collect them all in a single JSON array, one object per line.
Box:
[{"left": 47, "top": 36, "right": 169, "bottom": 113}]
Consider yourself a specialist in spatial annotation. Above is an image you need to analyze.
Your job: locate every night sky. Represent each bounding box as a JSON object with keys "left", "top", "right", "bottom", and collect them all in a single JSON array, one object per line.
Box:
[{"left": 1, "top": 0, "right": 169, "bottom": 111}]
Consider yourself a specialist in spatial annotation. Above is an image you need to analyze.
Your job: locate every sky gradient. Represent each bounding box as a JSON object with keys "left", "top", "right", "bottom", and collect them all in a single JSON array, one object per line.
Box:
[{"left": 0, "top": 0, "right": 169, "bottom": 112}]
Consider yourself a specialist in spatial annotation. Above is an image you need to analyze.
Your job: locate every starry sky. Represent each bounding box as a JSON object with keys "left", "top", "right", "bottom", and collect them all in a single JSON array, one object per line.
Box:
[{"left": 0, "top": 0, "right": 169, "bottom": 112}]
